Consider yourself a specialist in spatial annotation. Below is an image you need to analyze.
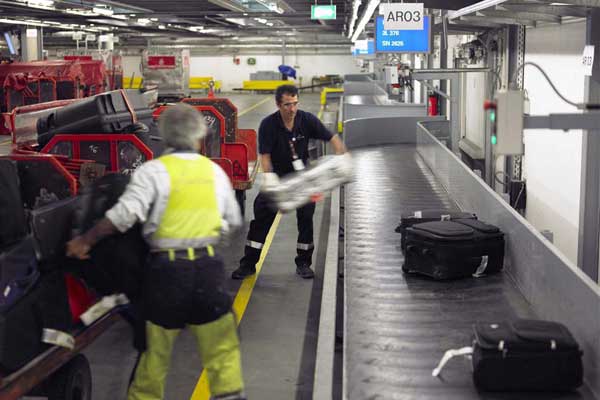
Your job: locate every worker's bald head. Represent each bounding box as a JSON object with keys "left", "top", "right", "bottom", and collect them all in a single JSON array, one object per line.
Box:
[{"left": 158, "top": 103, "right": 207, "bottom": 151}]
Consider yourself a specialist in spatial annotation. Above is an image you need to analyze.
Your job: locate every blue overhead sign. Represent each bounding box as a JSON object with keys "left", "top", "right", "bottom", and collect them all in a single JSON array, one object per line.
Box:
[
  {"left": 375, "top": 15, "right": 430, "bottom": 53},
  {"left": 352, "top": 40, "right": 374, "bottom": 56}
]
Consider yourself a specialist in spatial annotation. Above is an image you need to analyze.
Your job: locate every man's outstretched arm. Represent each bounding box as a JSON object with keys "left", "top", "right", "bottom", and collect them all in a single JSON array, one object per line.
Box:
[{"left": 330, "top": 134, "right": 347, "bottom": 155}]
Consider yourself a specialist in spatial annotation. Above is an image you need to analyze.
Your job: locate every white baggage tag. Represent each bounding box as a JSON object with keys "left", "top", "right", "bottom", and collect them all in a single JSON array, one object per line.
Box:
[
  {"left": 414, "top": 211, "right": 422, "bottom": 218},
  {"left": 292, "top": 159, "right": 305, "bottom": 171}
]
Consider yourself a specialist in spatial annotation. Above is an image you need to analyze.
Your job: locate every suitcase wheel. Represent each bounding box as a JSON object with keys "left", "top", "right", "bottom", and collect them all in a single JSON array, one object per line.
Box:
[{"left": 46, "top": 354, "right": 92, "bottom": 400}]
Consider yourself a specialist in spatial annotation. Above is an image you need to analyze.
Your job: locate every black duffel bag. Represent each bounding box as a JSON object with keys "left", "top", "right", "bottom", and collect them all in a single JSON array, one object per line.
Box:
[{"left": 433, "top": 319, "right": 583, "bottom": 392}]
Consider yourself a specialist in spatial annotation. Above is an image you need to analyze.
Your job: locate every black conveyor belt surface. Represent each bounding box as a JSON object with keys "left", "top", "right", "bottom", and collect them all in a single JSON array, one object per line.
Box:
[{"left": 344, "top": 144, "right": 590, "bottom": 400}]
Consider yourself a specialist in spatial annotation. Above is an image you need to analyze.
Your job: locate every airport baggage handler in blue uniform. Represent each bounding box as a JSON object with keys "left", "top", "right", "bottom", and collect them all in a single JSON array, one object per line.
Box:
[
  {"left": 231, "top": 84, "right": 346, "bottom": 280},
  {"left": 67, "top": 103, "right": 246, "bottom": 400}
]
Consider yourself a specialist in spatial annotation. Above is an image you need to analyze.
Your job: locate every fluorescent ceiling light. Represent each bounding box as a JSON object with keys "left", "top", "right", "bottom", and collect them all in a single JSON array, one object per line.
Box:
[
  {"left": 0, "top": 18, "right": 47, "bottom": 27},
  {"left": 158, "top": 25, "right": 166, "bottom": 29},
  {"left": 28, "top": 0, "right": 53, "bottom": 6},
  {"left": 137, "top": 18, "right": 151, "bottom": 24},
  {"left": 347, "top": 0, "right": 361, "bottom": 38},
  {"left": 448, "top": 0, "right": 508, "bottom": 20},
  {"left": 92, "top": 7, "right": 114, "bottom": 16},
  {"left": 225, "top": 18, "right": 248, "bottom": 26},
  {"left": 65, "top": 8, "right": 97, "bottom": 16},
  {"left": 26, "top": 0, "right": 54, "bottom": 9},
  {"left": 350, "top": 0, "right": 379, "bottom": 42},
  {"left": 112, "top": 14, "right": 128, "bottom": 20}
]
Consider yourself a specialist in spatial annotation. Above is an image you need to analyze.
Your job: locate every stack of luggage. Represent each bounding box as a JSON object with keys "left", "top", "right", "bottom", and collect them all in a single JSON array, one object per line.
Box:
[
  {"left": 0, "top": 159, "right": 73, "bottom": 372},
  {"left": 0, "top": 157, "right": 147, "bottom": 373},
  {"left": 397, "top": 209, "right": 584, "bottom": 393},
  {"left": 396, "top": 209, "right": 504, "bottom": 279},
  {"left": 36, "top": 89, "right": 157, "bottom": 150}
]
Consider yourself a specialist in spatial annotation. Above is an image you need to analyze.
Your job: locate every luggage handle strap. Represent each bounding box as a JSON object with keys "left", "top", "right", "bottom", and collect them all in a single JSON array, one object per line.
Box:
[
  {"left": 432, "top": 346, "right": 473, "bottom": 377},
  {"left": 120, "top": 89, "right": 138, "bottom": 125},
  {"left": 472, "top": 255, "right": 489, "bottom": 278}
]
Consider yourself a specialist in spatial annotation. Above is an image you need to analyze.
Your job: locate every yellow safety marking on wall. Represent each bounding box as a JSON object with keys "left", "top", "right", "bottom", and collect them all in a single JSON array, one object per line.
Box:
[
  {"left": 238, "top": 96, "right": 271, "bottom": 117},
  {"left": 190, "top": 212, "right": 282, "bottom": 400}
]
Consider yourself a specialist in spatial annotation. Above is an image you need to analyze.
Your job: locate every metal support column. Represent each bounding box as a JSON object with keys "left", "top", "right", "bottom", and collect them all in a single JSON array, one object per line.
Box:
[
  {"left": 577, "top": 8, "right": 600, "bottom": 282},
  {"left": 20, "top": 27, "right": 42, "bottom": 62},
  {"left": 439, "top": 11, "right": 448, "bottom": 116},
  {"left": 503, "top": 25, "right": 526, "bottom": 191}
]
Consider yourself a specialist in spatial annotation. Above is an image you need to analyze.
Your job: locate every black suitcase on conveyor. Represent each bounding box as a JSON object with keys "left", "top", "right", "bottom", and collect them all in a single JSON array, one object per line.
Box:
[
  {"left": 396, "top": 209, "right": 477, "bottom": 254},
  {"left": 0, "top": 239, "right": 71, "bottom": 373},
  {"left": 472, "top": 319, "right": 583, "bottom": 392},
  {"left": 403, "top": 219, "right": 504, "bottom": 280},
  {"left": 36, "top": 89, "right": 154, "bottom": 148}
]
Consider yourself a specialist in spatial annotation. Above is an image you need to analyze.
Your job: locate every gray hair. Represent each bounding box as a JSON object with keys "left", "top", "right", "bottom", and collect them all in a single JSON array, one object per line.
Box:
[{"left": 158, "top": 103, "right": 207, "bottom": 151}]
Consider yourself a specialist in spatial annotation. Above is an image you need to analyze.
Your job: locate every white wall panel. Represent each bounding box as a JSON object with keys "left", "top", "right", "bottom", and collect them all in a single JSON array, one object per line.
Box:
[
  {"left": 121, "top": 54, "right": 362, "bottom": 91},
  {"left": 523, "top": 21, "right": 586, "bottom": 264}
]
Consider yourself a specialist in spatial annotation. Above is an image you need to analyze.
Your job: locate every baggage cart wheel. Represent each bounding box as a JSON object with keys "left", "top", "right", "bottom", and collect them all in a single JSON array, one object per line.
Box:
[
  {"left": 235, "top": 190, "right": 246, "bottom": 217},
  {"left": 46, "top": 354, "right": 92, "bottom": 400}
]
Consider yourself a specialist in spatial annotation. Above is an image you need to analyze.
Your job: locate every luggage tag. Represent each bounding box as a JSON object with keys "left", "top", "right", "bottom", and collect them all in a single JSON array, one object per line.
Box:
[
  {"left": 414, "top": 211, "right": 422, "bottom": 218},
  {"left": 42, "top": 329, "right": 75, "bottom": 350},
  {"left": 292, "top": 159, "right": 305, "bottom": 171}
]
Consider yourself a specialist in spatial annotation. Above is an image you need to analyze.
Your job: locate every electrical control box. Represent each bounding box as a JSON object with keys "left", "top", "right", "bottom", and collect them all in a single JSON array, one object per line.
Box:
[
  {"left": 384, "top": 66, "right": 398, "bottom": 85},
  {"left": 494, "top": 89, "right": 524, "bottom": 155}
]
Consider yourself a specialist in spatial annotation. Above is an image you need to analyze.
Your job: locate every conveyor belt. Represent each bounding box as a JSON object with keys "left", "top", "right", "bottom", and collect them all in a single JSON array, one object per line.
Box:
[{"left": 343, "top": 144, "right": 588, "bottom": 399}]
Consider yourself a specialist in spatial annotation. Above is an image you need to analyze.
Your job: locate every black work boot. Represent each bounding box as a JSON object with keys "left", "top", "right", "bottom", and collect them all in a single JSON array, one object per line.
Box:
[
  {"left": 296, "top": 264, "right": 315, "bottom": 279},
  {"left": 231, "top": 265, "right": 256, "bottom": 280}
]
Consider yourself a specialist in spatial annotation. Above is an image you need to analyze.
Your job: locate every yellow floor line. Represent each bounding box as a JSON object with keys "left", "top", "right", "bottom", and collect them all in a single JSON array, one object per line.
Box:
[
  {"left": 238, "top": 96, "right": 271, "bottom": 117},
  {"left": 190, "top": 212, "right": 282, "bottom": 400}
]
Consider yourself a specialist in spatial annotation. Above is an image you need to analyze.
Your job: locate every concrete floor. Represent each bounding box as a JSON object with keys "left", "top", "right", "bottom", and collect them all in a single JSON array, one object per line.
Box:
[{"left": 24, "top": 92, "right": 330, "bottom": 400}]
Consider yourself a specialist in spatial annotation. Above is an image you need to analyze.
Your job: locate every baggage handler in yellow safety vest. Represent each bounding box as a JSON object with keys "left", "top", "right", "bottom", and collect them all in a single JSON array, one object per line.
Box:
[{"left": 67, "top": 103, "right": 246, "bottom": 400}]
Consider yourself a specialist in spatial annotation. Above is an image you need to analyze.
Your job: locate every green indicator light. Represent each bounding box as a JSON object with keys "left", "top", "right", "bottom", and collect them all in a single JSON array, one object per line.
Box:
[
  {"left": 491, "top": 135, "right": 497, "bottom": 145},
  {"left": 490, "top": 111, "right": 496, "bottom": 122}
]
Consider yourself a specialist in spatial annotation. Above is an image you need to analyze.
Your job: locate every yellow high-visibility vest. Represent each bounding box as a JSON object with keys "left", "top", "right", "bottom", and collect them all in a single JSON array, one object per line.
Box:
[{"left": 153, "top": 154, "right": 221, "bottom": 247}]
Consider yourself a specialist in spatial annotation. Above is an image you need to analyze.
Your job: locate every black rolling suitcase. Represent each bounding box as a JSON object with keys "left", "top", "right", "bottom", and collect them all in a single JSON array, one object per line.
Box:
[
  {"left": 30, "top": 196, "right": 80, "bottom": 263},
  {"left": 395, "top": 209, "right": 477, "bottom": 253},
  {"left": 403, "top": 219, "right": 504, "bottom": 279},
  {"left": 37, "top": 89, "right": 154, "bottom": 148},
  {"left": 433, "top": 319, "right": 583, "bottom": 392},
  {"left": 0, "top": 239, "right": 71, "bottom": 373},
  {"left": 472, "top": 319, "right": 583, "bottom": 392}
]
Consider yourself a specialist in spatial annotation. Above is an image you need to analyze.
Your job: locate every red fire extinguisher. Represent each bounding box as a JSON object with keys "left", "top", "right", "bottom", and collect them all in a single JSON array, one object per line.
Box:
[{"left": 428, "top": 92, "right": 439, "bottom": 116}]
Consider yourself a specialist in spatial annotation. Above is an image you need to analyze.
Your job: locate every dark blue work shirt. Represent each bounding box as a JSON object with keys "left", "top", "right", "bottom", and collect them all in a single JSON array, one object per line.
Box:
[{"left": 258, "top": 110, "right": 333, "bottom": 177}]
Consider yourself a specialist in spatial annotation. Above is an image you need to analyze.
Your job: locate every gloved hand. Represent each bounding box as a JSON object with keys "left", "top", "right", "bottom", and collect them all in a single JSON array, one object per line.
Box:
[{"left": 260, "top": 172, "right": 280, "bottom": 192}]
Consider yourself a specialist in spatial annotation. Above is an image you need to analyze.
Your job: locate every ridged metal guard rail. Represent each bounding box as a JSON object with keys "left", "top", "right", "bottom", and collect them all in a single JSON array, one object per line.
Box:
[
  {"left": 416, "top": 120, "right": 600, "bottom": 399},
  {"left": 312, "top": 187, "right": 340, "bottom": 400}
]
